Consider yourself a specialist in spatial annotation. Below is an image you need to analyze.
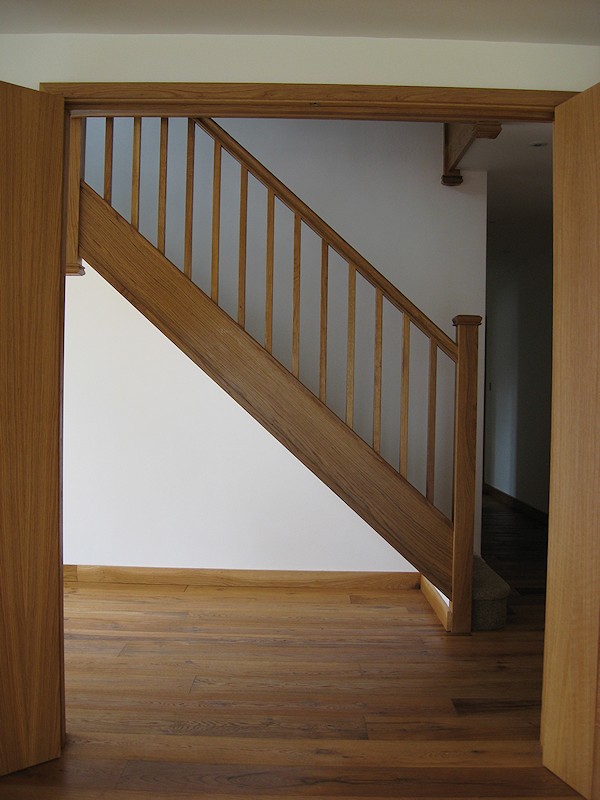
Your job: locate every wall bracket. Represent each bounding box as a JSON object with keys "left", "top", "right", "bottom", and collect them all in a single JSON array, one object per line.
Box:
[{"left": 442, "top": 121, "right": 502, "bottom": 186}]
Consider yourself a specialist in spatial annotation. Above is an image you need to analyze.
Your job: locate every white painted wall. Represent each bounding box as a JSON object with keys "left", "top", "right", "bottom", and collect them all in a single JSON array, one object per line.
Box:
[
  {"left": 3, "top": 32, "right": 597, "bottom": 569},
  {"left": 63, "top": 265, "right": 413, "bottom": 569},
  {"left": 0, "top": 34, "right": 599, "bottom": 91}
]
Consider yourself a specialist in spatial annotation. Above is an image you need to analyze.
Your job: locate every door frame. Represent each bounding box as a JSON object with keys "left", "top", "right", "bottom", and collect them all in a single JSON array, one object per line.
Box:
[
  {"left": 41, "top": 82, "right": 574, "bottom": 122},
  {"left": 35, "top": 81, "right": 596, "bottom": 794}
]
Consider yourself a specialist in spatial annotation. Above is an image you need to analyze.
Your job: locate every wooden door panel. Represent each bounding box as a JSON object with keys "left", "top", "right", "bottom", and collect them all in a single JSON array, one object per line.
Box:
[
  {"left": 542, "top": 82, "right": 600, "bottom": 799},
  {"left": 0, "top": 81, "right": 65, "bottom": 775}
]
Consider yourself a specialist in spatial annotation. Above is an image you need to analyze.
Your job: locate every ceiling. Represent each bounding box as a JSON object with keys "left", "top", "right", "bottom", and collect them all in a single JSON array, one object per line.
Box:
[
  {"left": 460, "top": 122, "right": 553, "bottom": 224},
  {"left": 3, "top": 0, "right": 600, "bottom": 43}
]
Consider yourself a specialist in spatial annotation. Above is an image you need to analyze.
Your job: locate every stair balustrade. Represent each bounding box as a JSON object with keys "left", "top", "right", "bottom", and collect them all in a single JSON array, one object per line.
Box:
[{"left": 67, "top": 113, "right": 481, "bottom": 632}]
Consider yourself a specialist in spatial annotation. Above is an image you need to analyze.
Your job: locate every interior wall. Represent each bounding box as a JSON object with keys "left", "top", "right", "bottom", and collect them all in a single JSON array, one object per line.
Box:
[
  {"left": 64, "top": 265, "right": 415, "bottom": 570},
  {"left": 0, "top": 34, "right": 598, "bottom": 91},
  {"left": 482, "top": 140, "right": 554, "bottom": 516}
]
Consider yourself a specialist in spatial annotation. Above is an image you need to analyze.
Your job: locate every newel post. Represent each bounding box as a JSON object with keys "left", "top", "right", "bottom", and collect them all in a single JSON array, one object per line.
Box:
[{"left": 450, "top": 315, "right": 482, "bottom": 634}]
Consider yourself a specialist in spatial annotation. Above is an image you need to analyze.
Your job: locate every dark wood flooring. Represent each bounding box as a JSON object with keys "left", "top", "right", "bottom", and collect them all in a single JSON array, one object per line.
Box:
[{"left": 481, "top": 492, "right": 549, "bottom": 631}]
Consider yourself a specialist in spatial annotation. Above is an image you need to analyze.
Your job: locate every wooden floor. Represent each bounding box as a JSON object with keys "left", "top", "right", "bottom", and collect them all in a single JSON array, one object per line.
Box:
[{"left": 0, "top": 499, "right": 579, "bottom": 799}]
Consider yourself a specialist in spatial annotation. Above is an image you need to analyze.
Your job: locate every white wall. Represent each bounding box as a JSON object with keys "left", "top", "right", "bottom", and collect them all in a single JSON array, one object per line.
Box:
[
  {"left": 4, "top": 32, "right": 598, "bottom": 569},
  {"left": 0, "top": 34, "right": 599, "bottom": 91},
  {"left": 64, "top": 265, "right": 413, "bottom": 569}
]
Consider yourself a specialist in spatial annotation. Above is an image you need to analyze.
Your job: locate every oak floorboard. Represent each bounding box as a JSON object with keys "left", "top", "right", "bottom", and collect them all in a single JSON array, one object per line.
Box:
[
  {"left": 65, "top": 712, "right": 369, "bottom": 741},
  {"left": 366, "top": 712, "right": 540, "bottom": 742},
  {"left": 62, "top": 732, "right": 545, "bottom": 768},
  {"left": 115, "top": 761, "right": 577, "bottom": 796}
]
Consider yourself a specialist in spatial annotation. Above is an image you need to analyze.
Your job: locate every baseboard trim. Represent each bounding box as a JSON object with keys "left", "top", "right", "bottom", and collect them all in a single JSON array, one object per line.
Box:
[
  {"left": 63, "top": 565, "right": 420, "bottom": 591},
  {"left": 483, "top": 483, "right": 549, "bottom": 523},
  {"left": 420, "top": 575, "right": 451, "bottom": 631}
]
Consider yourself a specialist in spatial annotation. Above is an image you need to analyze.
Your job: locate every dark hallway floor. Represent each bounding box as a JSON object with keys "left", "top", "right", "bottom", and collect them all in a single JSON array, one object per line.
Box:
[{"left": 480, "top": 492, "right": 549, "bottom": 631}]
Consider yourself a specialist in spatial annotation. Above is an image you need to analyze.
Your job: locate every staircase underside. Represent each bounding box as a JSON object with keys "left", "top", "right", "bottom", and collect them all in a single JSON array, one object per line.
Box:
[{"left": 79, "top": 183, "right": 454, "bottom": 596}]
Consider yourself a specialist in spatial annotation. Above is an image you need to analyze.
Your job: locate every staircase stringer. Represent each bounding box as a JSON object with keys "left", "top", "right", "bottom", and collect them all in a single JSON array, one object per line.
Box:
[{"left": 79, "top": 182, "right": 454, "bottom": 595}]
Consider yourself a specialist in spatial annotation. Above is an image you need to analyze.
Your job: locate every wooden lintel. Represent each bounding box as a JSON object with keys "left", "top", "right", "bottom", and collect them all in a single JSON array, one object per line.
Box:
[
  {"left": 442, "top": 121, "right": 502, "bottom": 186},
  {"left": 41, "top": 83, "right": 575, "bottom": 122}
]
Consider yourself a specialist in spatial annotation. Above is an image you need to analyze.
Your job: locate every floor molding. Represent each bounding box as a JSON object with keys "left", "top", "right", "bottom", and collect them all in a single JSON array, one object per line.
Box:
[
  {"left": 483, "top": 484, "right": 549, "bottom": 523},
  {"left": 420, "top": 575, "right": 451, "bottom": 631},
  {"left": 63, "top": 564, "right": 420, "bottom": 591}
]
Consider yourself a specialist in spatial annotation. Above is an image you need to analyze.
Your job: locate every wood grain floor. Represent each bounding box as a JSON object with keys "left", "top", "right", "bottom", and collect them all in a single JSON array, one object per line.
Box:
[{"left": 0, "top": 500, "right": 579, "bottom": 799}]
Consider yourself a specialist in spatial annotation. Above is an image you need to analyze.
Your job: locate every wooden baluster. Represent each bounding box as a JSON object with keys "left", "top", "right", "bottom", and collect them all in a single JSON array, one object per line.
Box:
[
  {"left": 238, "top": 166, "right": 248, "bottom": 327},
  {"left": 211, "top": 140, "right": 221, "bottom": 302},
  {"left": 103, "top": 117, "right": 113, "bottom": 204},
  {"left": 319, "top": 241, "right": 328, "bottom": 403},
  {"left": 184, "top": 119, "right": 195, "bottom": 279},
  {"left": 131, "top": 117, "right": 141, "bottom": 230},
  {"left": 157, "top": 117, "right": 168, "bottom": 254},
  {"left": 373, "top": 289, "right": 383, "bottom": 453},
  {"left": 66, "top": 116, "right": 86, "bottom": 275},
  {"left": 292, "top": 214, "right": 301, "bottom": 378},
  {"left": 265, "top": 189, "right": 274, "bottom": 352},
  {"left": 346, "top": 263, "right": 356, "bottom": 427},
  {"left": 450, "top": 314, "right": 482, "bottom": 634},
  {"left": 399, "top": 314, "right": 411, "bottom": 477},
  {"left": 426, "top": 340, "right": 438, "bottom": 503}
]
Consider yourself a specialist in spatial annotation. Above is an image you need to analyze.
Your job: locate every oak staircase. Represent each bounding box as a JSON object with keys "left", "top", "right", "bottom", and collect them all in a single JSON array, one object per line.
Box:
[{"left": 67, "top": 115, "right": 481, "bottom": 633}]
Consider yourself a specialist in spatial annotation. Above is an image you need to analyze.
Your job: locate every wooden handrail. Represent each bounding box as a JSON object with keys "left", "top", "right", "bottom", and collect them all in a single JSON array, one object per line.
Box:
[{"left": 194, "top": 117, "right": 458, "bottom": 361}]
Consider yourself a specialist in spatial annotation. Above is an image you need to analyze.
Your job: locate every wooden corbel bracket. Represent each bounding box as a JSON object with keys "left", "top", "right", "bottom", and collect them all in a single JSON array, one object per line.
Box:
[{"left": 442, "top": 121, "right": 502, "bottom": 186}]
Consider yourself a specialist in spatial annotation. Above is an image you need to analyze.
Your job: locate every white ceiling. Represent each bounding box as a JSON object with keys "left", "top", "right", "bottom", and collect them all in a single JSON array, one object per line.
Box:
[
  {"left": 3, "top": 0, "right": 600, "bottom": 43},
  {"left": 460, "top": 122, "right": 553, "bottom": 223}
]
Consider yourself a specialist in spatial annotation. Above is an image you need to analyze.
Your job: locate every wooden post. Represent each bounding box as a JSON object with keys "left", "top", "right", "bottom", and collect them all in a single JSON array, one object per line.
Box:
[
  {"left": 450, "top": 315, "right": 481, "bottom": 634},
  {"left": 65, "top": 115, "right": 86, "bottom": 275}
]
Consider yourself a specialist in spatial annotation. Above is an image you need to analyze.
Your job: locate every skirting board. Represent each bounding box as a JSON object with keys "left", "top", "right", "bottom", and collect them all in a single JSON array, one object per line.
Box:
[
  {"left": 420, "top": 575, "right": 451, "bottom": 631},
  {"left": 483, "top": 483, "right": 549, "bottom": 523},
  {"left": 63, "top": 564, "right": 420, "bottom": 591}
]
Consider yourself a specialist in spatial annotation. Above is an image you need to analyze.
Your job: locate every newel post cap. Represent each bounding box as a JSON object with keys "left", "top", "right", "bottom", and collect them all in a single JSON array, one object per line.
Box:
[{"left": 453, "top": 315, "right": 482, "bottom": 327}]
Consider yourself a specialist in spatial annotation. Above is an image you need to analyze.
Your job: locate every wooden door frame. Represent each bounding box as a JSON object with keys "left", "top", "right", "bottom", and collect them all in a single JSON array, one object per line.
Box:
[
  {"left": 41, "top": 81, "right": 592, "bottom": 792},
  {"left": 41, "top": 82, "right": 574, "bottom": 121}
]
